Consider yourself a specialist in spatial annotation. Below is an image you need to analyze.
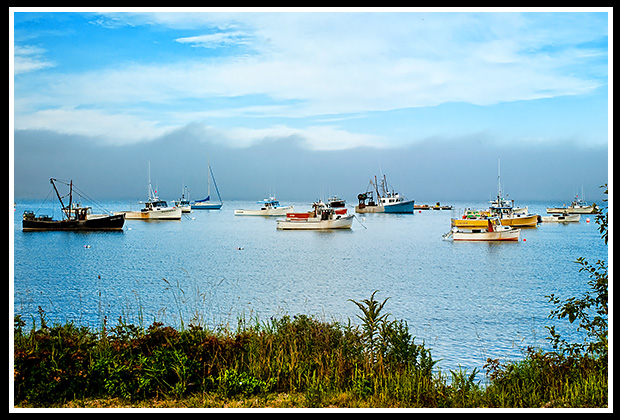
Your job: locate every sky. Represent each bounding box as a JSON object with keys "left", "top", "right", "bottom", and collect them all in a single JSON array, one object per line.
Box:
[{"left": 11, "top": 8, "right": 611, "bottom": 204}]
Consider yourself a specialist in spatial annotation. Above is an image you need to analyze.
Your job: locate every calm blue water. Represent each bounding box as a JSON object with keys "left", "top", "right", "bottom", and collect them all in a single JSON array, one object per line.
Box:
[{"left": 12, "top": 199, "right": 607, "bottom": 377}]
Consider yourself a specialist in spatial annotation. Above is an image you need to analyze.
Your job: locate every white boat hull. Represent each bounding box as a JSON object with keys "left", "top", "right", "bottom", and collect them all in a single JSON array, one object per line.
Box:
[
  {"left": 546, "top": 206, "right": 596, "bottom": 214},
  {"left": 276, "top": 214, "right": 354, "bottom": 230},
  {"left": 541, "top": 214, "right": 581, "bottom": 223},
  {"left": 452, "top": 228, "right": 520, "bottom": 241},
  {"left": 235, "top": 206, "right": 294, "bottom": 216},
  {"left": 447, "top": 219, "right": 521, "bottom": 241},
  {"left": 115, "top": 207, "right": 182, "bottom": 220}
]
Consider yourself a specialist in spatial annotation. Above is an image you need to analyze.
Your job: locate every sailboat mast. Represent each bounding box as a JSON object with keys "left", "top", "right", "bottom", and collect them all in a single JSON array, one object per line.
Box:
[{"left": 207, "top": 155, "right": 211, "bottom": 198}]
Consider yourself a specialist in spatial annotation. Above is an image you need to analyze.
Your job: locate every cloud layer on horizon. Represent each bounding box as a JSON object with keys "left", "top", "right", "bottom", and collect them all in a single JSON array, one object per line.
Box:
[{"left": 13, "top": 124, "right": 608, "bottom": 204}]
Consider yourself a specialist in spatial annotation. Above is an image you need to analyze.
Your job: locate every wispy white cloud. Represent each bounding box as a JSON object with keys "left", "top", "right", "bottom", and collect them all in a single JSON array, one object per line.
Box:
[
  {"left": 175, "top": 31, "right": 252, "bottom": 48},
  {"left": 13, "top": 44, "right": 54, "bottom": 75},
  {"left": 12, "top": 11, "right": 608, "bottom": 150}
]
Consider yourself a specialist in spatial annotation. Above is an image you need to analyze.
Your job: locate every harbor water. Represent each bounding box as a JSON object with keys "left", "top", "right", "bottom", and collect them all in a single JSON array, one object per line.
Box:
[{"left": 12, "top": 199, "right": 608, "bottom": 378}]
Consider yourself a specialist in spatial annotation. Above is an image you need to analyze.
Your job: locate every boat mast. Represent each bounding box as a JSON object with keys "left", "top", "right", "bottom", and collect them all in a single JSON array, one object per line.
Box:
[
  {"left": 207, "top": 155, "right": 211, "bottom": 199},
  {"left": 147, "top": 161, "right": 157, "bottom": 201},
  {"left": 50, "top": 178, "right": 72, "bottom": 220},
  {"left": 68, "top": 180, "right": 73, "bottom": 218},
  {"left": 209, "top": 163, "right": 222, "bottom": 203},
  {"left": 497, "top": 157, "right": 501, "bottom": 200},
  {"left": 374, "top": 176, "right": 381, "bottom": 199}
]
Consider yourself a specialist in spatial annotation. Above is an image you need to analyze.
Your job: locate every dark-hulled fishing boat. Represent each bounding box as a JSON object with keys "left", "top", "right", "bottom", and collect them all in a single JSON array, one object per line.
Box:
[{"left": 22, "top": 178, "right": 125, "bottom": 232}]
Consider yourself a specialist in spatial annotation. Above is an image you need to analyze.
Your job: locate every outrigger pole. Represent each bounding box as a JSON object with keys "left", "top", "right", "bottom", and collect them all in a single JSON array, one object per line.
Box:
[{"left": 50, "top": 178, "right": 72, "bottom": 220}]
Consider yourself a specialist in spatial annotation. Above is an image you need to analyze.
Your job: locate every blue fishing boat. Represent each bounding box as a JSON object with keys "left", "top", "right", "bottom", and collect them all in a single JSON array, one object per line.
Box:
[{"left": 355, "top": 175, "right": 414, "bottom": 214}]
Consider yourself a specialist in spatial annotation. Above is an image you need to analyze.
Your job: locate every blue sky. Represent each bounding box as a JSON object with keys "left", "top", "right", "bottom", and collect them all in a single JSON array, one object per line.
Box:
[{"left": 11, "top": 9, "right": 610, "bottom": 202}]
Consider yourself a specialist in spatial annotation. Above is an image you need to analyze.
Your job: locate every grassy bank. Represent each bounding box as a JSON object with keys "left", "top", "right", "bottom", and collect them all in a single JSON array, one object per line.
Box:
[{"left": 13, "top": 292, "right": 607, "bottom": 408}]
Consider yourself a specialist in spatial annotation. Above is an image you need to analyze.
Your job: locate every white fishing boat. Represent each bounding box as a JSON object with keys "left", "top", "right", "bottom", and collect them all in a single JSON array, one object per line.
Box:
[
  {"left": 541, "top": 212, "right": 581, "bottom": 223},
  {"left": 192, "top": 158, "right": 223, "bottom": 210},
  {"left": 277, "top": 201, "right": 354, "bottom": 230},
  {"left": 234, "top": 196, "right": 294, "bottom": 216},
  {"left": 444, "top": 218, "right": 521, "bottom": 242},
  {"left": 117, "top": 199, "right": 182, "bottom": 220},
  {"left": 487, "top": 158, "right": 538, "bottom": 227},
  {"left": 546, "top": 194, "right": 597, "bottom": 214},
  {"left": 174, "top": 185, "right": 192, "bottom": 213},
  {"left": 114, "top": 162, "right": 182, "bottom": 220},
  {"left": 355, "top": 175, "right": 414, "bottom": 214}
]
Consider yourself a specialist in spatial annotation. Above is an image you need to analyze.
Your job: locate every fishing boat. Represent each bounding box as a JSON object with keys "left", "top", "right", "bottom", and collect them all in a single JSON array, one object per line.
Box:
[
  {"left": 277, "top": 201, "right": 354, "bottom": 230},
  {"left": 488, "top": 199, "right": 539, "bottom": 227},
  {"left": 546, "top": 194, "right": 597, "bottom": 214},
  {"left": 489, "top": 158, "right": 539, "bottom": 227},
  {"left": 192, "top": 158, "right": 222, "bottom": 210},
  {"left": 541, "top": 211, "right": 581, "bottom": 223},
  {"left": 327, "top": 195, "right": 346, "bottom": 209},
  {"left": 444, "top": 218, "right": 521, "bottom": 242},
  {"left": 453, "top": 158, "right": 538, "bottom": 229},
  {"left": 355, "top": 175, "right": 414, "bottom": 214},
  {"left": 114, "top": 162, "right": 182, "bottom": 220},
  {"left": 117, "top": 198, "right": 182, "bottom": 220},
  {"left": 451, "top": 209, "right": 491, "bottom": 229},
  {"left": 174, "top": 186, "right": 192, "bottom": 213},
  {"left": 234, "top": 196, "right": 294, "bottom": 216},
  {"left": 452, "top": 203, "right": 538, "bottom": 229},
  {"left": 22, "top": 178, "right": 125, "bottom": 231}
]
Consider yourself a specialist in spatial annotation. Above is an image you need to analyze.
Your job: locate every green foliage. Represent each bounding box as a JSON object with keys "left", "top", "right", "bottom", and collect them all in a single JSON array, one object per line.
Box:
[
  {"left": 217, "top": 369, "right": 275, "bottom": 398},
  {"left": 14, "top": 283, "right": 608, "bottom": 407},
  {"left": 484, "top": 347, "right": 607, "bottom": 407},
  {"left": 545, "top": 183, "right": 608, "bottom": 359},
  {"left": 349, "top": 290, "right": 435, "bottom": 375}
]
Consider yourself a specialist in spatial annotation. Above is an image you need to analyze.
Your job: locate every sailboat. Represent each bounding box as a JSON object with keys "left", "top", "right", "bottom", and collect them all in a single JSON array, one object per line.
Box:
[{"left": 192, "top": 158, "right": 223, "bottom": 210}]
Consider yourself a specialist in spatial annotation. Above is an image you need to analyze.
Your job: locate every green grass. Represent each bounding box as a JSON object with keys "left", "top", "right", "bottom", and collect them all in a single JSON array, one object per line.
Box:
[{"left": 13, "top": 294, "right": 608, "bottom": 408}]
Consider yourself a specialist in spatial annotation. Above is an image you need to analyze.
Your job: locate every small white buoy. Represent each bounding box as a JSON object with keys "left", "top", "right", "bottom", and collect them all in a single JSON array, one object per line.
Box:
[{"left": 586, "top": 218, "right": 590, "bottom": 223}]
